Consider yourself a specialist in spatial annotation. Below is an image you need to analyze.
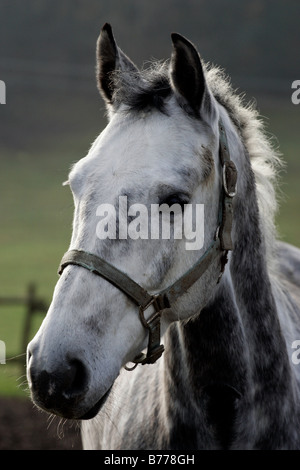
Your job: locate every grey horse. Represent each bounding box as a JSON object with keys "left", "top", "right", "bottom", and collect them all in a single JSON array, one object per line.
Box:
[{"left": 27, "top": 25, "right": 300, "bottom": 449}]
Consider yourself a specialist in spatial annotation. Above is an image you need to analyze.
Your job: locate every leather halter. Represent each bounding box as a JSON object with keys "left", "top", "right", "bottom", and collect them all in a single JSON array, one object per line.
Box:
[{"left": 58, "top": 119, "right": 237, "bottom": 369}]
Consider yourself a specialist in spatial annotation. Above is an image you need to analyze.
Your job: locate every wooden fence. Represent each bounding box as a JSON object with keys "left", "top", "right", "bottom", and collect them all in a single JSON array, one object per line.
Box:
[{"left": 0, "top": 283, "right": 48, "bottom": 364}]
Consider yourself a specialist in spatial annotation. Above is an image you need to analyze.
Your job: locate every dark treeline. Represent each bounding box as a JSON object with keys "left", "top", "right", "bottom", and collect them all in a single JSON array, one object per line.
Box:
[
  {"left": 0, "top": 0, "right": 299, "bottom": 81},
  {"left": 0, "top": 0, "right": 298, "bottom": 150}
]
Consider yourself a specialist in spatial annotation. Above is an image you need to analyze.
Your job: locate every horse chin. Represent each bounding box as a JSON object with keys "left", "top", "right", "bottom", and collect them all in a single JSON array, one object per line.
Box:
[
  {"left": 79, "top": 387, "right": 112, "bottom": 420},
  {"left": 31, "top": 386, "right": 112, "bottom": 421}
]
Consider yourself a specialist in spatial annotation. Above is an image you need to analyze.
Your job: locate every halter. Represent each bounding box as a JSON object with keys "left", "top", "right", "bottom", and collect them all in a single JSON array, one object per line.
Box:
[{"left": 58, "top": 120, "right": 237, "bottom": 369}]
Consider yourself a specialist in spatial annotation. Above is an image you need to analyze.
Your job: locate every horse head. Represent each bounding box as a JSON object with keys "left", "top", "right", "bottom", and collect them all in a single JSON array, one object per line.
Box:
[{"left": 27, "top": 24, "right": 231, "bottom": 420}]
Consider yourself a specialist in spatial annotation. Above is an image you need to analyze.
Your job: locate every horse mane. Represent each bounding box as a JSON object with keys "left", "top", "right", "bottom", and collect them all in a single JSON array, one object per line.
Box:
[
  {"left": 205, "top": 64, "right": 283, "bottom": 266},
  {"left": 112, "top": 60, "right": 283, "bottom": 266}
]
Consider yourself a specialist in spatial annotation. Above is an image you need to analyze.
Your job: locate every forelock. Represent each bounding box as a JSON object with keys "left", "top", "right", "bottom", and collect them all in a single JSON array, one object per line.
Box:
[{"left": 111, "top": 61, "right": 172, "bottom": 114}]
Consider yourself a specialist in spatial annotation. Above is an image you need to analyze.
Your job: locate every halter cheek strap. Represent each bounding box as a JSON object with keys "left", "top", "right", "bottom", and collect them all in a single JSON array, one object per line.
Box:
[{"left": 58, "top": 119, "right": 237, "bottom": 369}]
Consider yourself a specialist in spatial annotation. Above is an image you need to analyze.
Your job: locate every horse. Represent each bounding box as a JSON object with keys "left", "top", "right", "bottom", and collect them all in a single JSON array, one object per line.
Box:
[{"left": 27, "top": 23, "right": 300, "bottom": 449}]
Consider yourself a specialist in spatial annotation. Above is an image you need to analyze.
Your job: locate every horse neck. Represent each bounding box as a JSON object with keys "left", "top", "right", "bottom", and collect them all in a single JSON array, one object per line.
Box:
[
  {"left": 163, "top": 112, "right": 298, "bottom": 448},
  {"left": 227, "top": 116, "right": 299, "bottom": 446},
  {"left": 163, "top": 278, "right": 248, "bottom": 449},
  {"left": 227, "top": 115, "right": 294, "bottom": 390}
]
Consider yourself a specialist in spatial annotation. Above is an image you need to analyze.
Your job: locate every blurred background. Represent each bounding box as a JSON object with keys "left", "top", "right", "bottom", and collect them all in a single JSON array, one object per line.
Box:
[{"left": 0, "top": 0, "right": 299, "bottom": 449}]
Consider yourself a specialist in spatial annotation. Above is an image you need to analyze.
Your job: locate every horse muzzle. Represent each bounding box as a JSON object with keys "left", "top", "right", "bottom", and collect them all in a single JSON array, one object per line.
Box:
[{"left": 26, "top": 342, "right": 109, "bottom": 420}]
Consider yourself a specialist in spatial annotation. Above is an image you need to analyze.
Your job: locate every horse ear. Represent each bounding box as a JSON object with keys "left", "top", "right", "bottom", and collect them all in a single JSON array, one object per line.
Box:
[
  {"left": 170, "top": 33, "right": 207, "bottom": 118},
  {"left": 96, "top": 23, "right": 138, "bottom": 104}
]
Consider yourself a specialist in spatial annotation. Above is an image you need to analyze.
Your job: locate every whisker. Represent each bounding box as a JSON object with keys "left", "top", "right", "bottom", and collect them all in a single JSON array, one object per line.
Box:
[
  {"left": 47, "top": 414, "right": 57, "bottom": 430},
  {"left": 6, "top": 353, "right": 26, "bottom": 361}
]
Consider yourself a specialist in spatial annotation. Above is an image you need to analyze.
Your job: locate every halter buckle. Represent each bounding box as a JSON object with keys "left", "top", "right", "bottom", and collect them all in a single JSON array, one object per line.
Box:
[
  {"left": 125, "top": 295, "right": 165, "bottom": 370},
  {"left": 222, "top": 160, "right": 237, "bottom": 198},
  {"left": 138, "top": 294, "right": 161, "bottom": 327}
]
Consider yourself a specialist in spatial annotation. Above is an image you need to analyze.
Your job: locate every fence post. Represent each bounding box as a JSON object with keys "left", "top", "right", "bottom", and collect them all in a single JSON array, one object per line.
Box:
[
  {"left": 0, "top": 284, "right": 48, "bottom": 367},
  {"left": 21, "top": 283, "right": 48, "bottom": 363}
]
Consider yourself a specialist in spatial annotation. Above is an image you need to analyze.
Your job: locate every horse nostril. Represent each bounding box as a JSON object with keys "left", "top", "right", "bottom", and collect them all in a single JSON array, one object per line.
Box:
[
  {"left": 65, "top": 359, "right": 88, "bottom": 399},
  {"left": 28, "top": 355, "right": 89, "bottom": 416}
]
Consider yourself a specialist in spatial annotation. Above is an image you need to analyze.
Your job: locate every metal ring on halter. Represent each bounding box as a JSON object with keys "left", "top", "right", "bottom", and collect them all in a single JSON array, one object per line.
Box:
[{"left": 222, "top": 161, "right": 237, "bottom": 198}]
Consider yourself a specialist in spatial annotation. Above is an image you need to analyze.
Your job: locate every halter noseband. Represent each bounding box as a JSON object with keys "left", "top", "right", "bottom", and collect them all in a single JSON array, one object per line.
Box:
[{"left": 58, "top": 119, "right": 237, "bottom": 369}]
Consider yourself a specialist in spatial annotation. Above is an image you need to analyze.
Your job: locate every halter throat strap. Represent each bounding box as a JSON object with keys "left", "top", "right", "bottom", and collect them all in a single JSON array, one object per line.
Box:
[{"left": 58, "top": 119, "right": 237, "bottom": 368}]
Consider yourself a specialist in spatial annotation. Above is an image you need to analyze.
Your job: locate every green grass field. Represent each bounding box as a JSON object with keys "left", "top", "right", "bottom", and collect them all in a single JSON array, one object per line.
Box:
[{"left": 0, "top": 93, "right": 299, "bottom": 396}]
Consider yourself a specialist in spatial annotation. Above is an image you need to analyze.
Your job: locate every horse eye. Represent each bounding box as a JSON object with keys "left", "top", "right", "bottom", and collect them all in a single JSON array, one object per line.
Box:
[{"left": 159, "top": 194, "right": 189, "bottom": 210}]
